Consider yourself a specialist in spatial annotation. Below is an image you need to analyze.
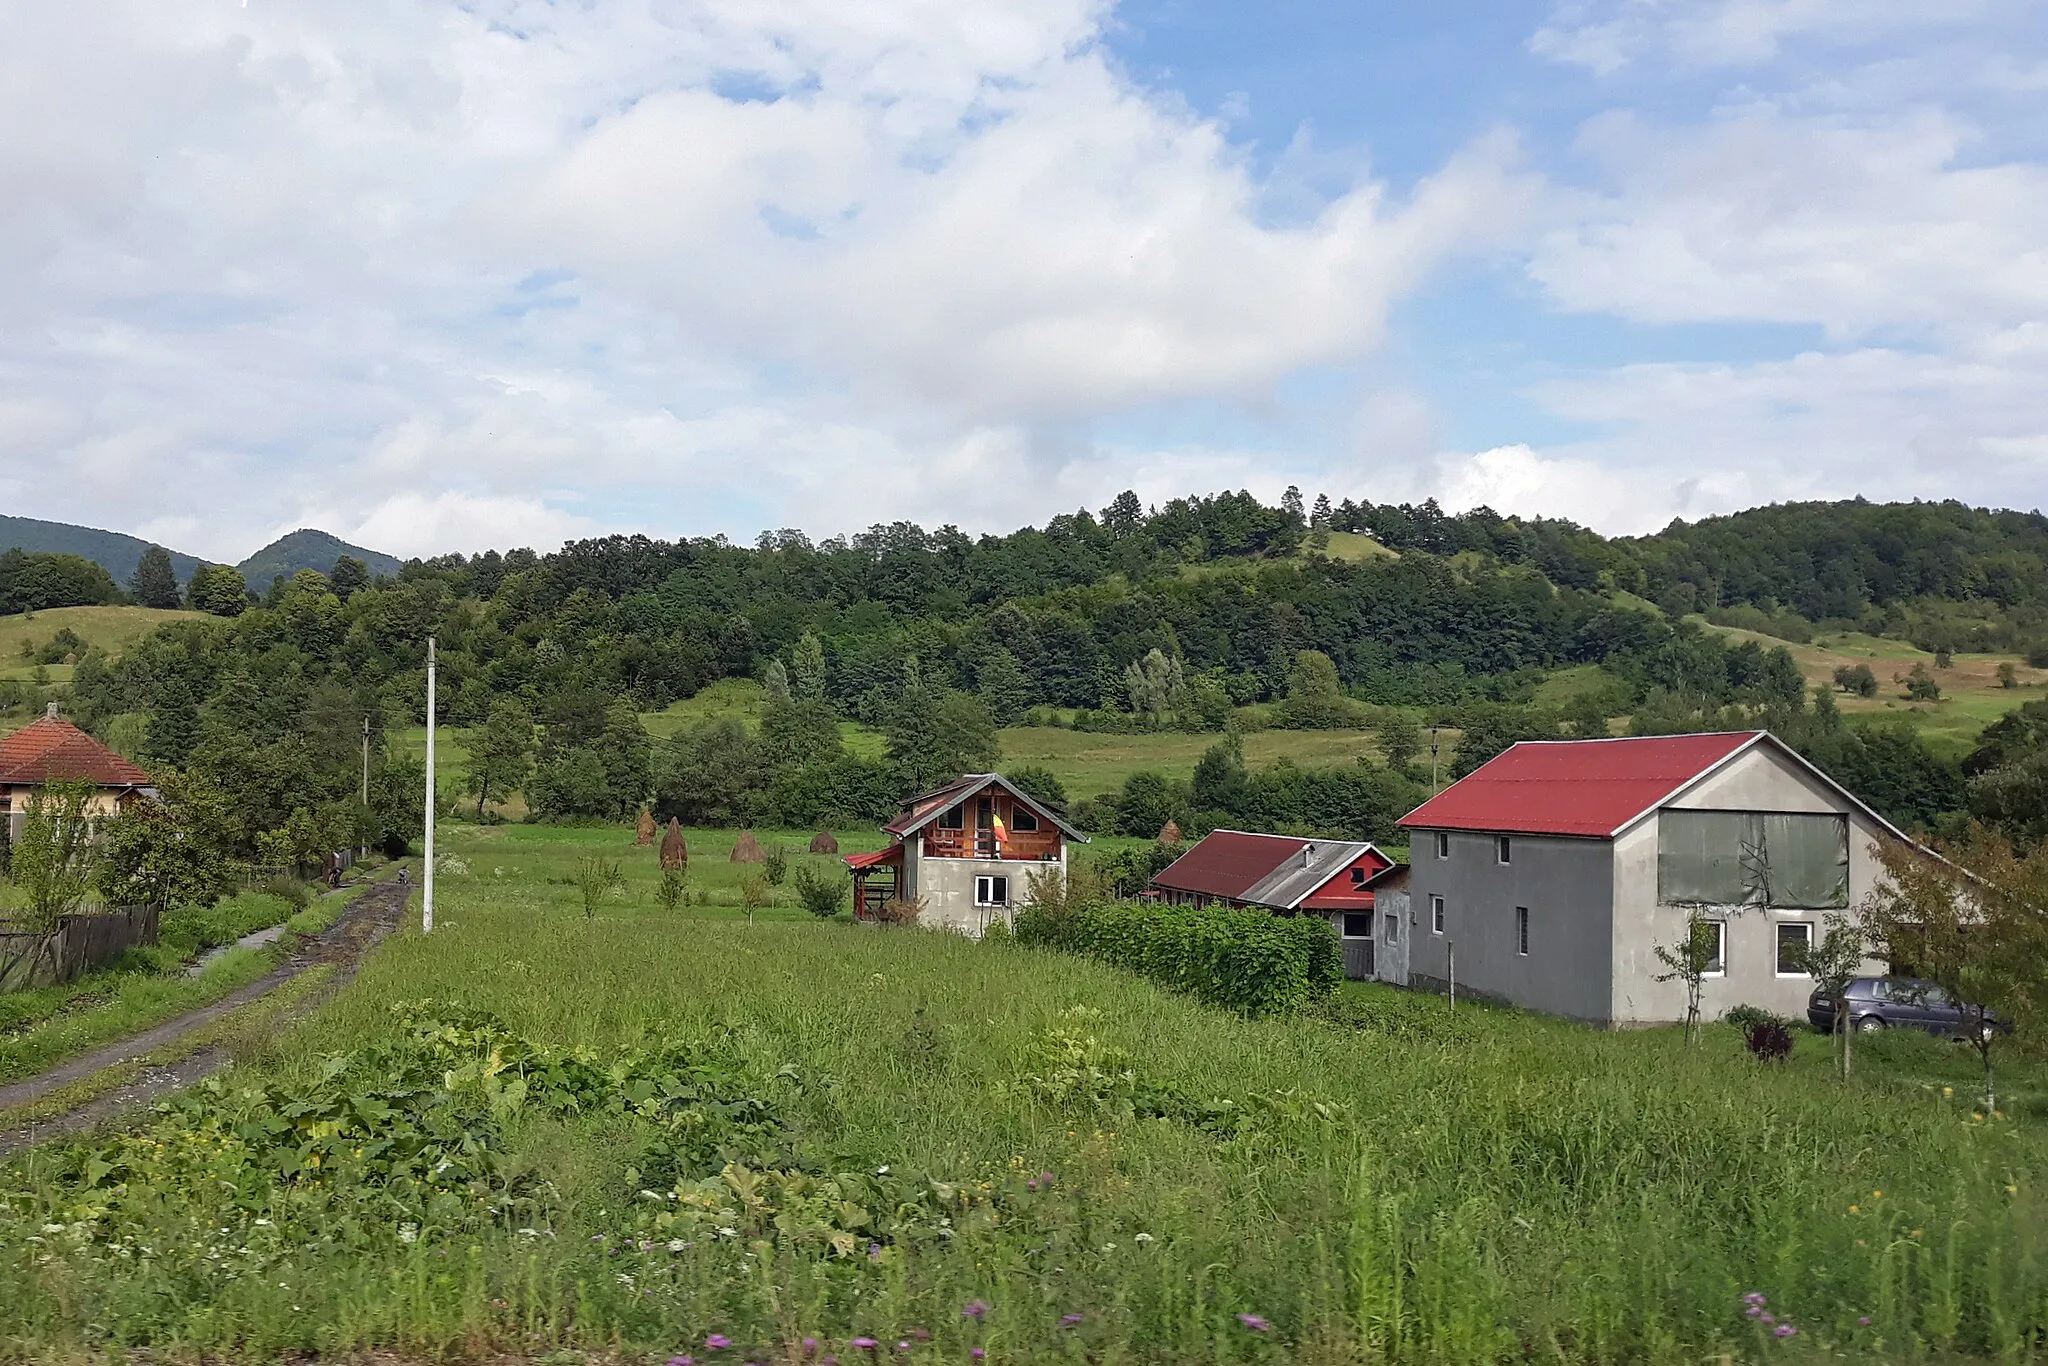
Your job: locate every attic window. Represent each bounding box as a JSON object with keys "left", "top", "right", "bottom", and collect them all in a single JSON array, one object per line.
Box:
[
  {"left": 937, "top": 805, "right": 964, "bottom": 830},
  {"left": 1349, "top": 867, "right": 1366, "bottom": 885},
  {"left": 1011, "top": 805, "right": 1039, "bottom": 832}
]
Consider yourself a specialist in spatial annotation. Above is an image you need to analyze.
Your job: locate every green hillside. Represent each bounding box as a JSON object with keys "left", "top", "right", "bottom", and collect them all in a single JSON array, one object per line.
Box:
[
  {"left": 0, "top": 513, "right": 202, "bottom": 586},
  {"left": 237, "top": 528, "right": 402, "bottom": 586}
]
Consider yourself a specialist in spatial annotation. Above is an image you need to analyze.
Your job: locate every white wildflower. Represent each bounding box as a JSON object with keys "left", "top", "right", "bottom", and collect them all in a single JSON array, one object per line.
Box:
[
  {"left": 41, "top": 1224, "right": 64, "bottom": 1234},
  {"left": 666, "top": 1239, "right": 687, "bottom": 1252},
  {"left": 397, "top": 1223, "right": 419, "bottom": 1244},
  {"left": 1134, "top": 1232, "right": 1155, "bottom": 1243}
]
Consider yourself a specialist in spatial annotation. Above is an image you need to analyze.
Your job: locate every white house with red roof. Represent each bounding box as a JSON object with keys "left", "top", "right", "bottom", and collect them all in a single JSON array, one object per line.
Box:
[
  {"left": 0, "top": 704, "right": 159, "bottom": 843},
  {"left": 1149, "top": 831, "right": 1408, "bottom": 982},
  {"left": 1397, "top": 731, "right": 1898, "bottom": 1025},
  {"left": 846, "top": 773, "right": 1088, "bottom": 936}
]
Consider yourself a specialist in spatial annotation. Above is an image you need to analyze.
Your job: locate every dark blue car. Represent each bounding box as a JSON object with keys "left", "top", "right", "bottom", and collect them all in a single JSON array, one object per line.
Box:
[{"left": 1807, "top": 977, "right": 2010, "bottom": 1041}]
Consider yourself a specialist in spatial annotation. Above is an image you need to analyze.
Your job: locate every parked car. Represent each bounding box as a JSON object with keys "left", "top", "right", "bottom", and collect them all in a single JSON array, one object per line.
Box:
[{"left": 1807, "top": 977, "right": 2011, "bottom": 1041}]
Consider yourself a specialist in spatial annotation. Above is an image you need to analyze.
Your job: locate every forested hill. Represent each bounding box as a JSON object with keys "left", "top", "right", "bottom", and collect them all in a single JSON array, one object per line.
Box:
[
  {"left": 0, "top": 514, "right": 203, "bottom": 587},
  {"left": 26, "top": 487, "right": 2048, "bottom": 883},
  {"left": 1327, "top": 496, "right": 2048, "bottom": 652}
]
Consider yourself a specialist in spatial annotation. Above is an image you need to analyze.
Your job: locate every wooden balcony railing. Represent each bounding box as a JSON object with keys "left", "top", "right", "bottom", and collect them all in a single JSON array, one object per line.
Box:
[{"left": 922, "top": 829, "right": 1061, "bottom": 861}]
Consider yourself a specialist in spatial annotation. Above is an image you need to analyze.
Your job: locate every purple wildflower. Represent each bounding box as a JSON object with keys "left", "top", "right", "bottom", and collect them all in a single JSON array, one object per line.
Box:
[
  {"left": 896, "top": 1343, "right": 911, "bottom": 1354},
  {"left": 667, "top": 1358, "right": 694, "bottom": 1366},
  {"left": 803, "top": 1339, "right": 820, "bottom": 1355},
  {"left": 1857, "top": 1317, "right": 1872, "bottom": 1326},
  {"left": 1039, "top": 1172, "right": 1055, "bottom": 1186},
  {"left": 868, "top": 1242, "right": 884, "bottom": 1262},
  {"left": 1059, "top": 1314, "right": 1083, "bottom": 1328},
  {"left": 971, "top": 1351, "right": 985, "bottom": 1362},
  {"left": 1746, "top": 1307, "right": 1764, "bottom": 1319},
  {"left": 1760, "top": 1314, "right": 1774, "bottom": 1325},
  {"left": 706, "top": 1335, "right": 733, "bottom": 1351},
  {"left": 962, "top": 1300, "right": 990, "bottom": 1322},
  {"left": 1775, "top": 1325, "right": 1797, "bottom": 1339},
  {"left": 1743, "top": 1292, "right": 1766, "bottom": 1306},
  {"left": 1236, "top": 1314, "right": 1272, "bottom": 1333},
  {"left": 853, "top": 1338, "right": 880, "bottom": 1353},
  {"left": 1025, "top": 1180, "right": 1037, "bottom": 1192},
  {"left": 824, "top": 1358, "right": 841, "bottom": 1366}
]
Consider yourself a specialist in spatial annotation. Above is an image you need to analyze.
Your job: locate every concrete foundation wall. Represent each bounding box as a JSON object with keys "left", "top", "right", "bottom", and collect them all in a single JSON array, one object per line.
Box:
[{"left": 910, "top": 841, "right": 1065, "bottom": 937}]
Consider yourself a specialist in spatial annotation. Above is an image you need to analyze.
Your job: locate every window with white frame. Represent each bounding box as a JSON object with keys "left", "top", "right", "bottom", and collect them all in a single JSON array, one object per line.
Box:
[
  {"left": 1702, "top": 920, "right": 1727, "bottom": 976},
  {"left": 1497, "top": 836, "right": 1512, "bottom": 865},
  {"left": 1434, "top": 831, "right": 1449, "bottom": 859},
  {"left": 1430, "top": 895, "right": 1445, "bottom": 934},
  {"left": 974, "top": 875, "right": 1009, "bottom": 907},
  {"left": 1515, "top": 906, "right": 1530, "bottom": 955},
  {"left": 1384, "top": 912, "right": 1399, "bottom": 945},
  {"left": 1776, "top": 921, "right": 1814, "bottom": 975}
]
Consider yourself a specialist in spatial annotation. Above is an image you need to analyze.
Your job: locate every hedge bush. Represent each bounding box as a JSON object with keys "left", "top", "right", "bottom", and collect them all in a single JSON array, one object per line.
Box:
[{"left": 1015, "top": 897, "right": 1340, "bottom": 1017}]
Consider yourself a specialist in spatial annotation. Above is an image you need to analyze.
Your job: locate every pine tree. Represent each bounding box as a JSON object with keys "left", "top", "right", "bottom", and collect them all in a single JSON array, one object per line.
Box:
[
  {"left": 1280, "top": 485, "right": 1306, "bottom": 525},
  {"left": 1310, "top": 493, "right": 1333, "bottom": 528},
  {"left": 129, "top": 545, "right": 181, "bottom": 609},
  {"left": 329, "top": 555, "right": 370, "bottom": 601}
]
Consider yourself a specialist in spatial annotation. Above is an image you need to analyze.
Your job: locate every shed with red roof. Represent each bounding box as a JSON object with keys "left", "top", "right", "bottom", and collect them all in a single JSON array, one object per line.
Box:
[
  {"left": 1397, "top": 731, "right": 1900, "bottom": 1026},
  {"left": 1149, "top": 830, "right": 1408, "bottom": 981}
]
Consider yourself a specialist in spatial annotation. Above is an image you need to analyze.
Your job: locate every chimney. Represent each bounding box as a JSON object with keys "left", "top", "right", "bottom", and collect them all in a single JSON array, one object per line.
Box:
[{"left": 45, "top": 701, "right": 58, "bottom": 721}]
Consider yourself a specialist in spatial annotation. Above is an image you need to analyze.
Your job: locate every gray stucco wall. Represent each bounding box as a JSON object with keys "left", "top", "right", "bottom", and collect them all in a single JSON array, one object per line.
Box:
[
  {"left": 1609, "top": 744, "right": 1890, "bottom": 1024},
  {"left": 1404, "top": 830, "right": 1615, "bottom": 1022},
  {"left": 908, "top": 837, "right": 1065, "bottom": 937}
]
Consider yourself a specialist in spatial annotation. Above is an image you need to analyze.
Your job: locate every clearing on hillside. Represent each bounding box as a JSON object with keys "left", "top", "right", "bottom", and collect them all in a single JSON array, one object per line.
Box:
[{"left": 0, "top": 605, "right": 207, "bottom": 665}]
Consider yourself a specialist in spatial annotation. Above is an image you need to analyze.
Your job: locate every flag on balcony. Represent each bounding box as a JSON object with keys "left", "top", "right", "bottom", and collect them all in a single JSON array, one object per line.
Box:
[{"left": 991, "top": 810, "right": 1007, "bottom": 846}]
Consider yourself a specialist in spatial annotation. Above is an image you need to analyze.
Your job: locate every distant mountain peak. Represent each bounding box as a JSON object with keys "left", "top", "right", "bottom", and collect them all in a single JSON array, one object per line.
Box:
[{"left": 236, "top": 529, "right": 403, "bottom": 585}]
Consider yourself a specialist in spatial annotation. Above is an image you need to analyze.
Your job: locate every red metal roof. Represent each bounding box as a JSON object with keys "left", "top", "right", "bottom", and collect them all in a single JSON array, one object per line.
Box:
[
  {"left": 0, "top": 718, "right": 152, "bottom": 788},
  {"left": 1151, "top": 830, "right": 1310, "bottom": 901},
  {"left": 1397, "top": 732, "right": 1762, "bottom": 839},
  {"left": 844, "top": 847, "right": 902, "bottom": 870}
]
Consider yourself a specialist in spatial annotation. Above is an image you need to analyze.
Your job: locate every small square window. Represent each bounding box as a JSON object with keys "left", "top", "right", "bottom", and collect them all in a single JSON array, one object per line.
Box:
[
  {"left": 1516, "top": 905, "right": 1529, "bottom": 955},
  {"left": 1350, "top": 866, "right": 1366, "bottom": 885},
  {"left": 1430, "top": 895, "right": 1445, "bottom": 934},
  {"left": 1342, "top": 912, "right": 1372, "bottom": 938},
  {"left": 975, "top": 875, "right": 1009, "bottom": 907},
  {"left": 1497, "top": 836, "right": 1512, "bottom": 865},
  {"left": 1776, "top": 922, "right": 1814, "bottom": 975},
  {"left": 1434, "top": 831, "right": 1449, "bottom": 859},
  {"left": 938, "top": 805, "right": 964, "bottom": 830}
]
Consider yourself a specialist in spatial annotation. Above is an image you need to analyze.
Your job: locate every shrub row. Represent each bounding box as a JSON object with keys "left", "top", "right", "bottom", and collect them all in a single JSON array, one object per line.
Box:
[{"left": 1015, "top": 897, "right": 1340, "bottom": 1017}]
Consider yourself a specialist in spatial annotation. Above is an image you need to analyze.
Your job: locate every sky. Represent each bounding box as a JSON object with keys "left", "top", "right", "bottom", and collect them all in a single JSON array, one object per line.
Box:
[{"left": 3, "top": 0, "right": 2046, "bottom": 563}]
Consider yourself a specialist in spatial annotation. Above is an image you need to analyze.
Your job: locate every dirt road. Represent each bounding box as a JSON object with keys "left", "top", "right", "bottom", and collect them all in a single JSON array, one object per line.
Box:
[{"left": 0, "top": 876, "right": 410, "bottom": 1156}]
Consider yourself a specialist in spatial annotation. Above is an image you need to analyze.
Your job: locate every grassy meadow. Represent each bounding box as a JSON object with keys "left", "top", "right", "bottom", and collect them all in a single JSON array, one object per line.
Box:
[{"left": 2, "top": 819, "right": 2046, "bottom": 1363}]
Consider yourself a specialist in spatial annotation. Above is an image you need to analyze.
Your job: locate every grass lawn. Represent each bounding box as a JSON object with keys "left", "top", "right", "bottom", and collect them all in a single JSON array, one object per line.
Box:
[
  {"left": 997, "top": 725, "right": 1388, "bottom": 798},
  {"left": 3, "top": 820, "right": 2044, "bottom": 1362}
]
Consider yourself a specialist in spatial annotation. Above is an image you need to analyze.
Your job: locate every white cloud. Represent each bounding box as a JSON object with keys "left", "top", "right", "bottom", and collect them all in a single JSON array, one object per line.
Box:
[
  {"left": 349, "top": 491, "right": 604, "bottom": 560},
  {"left": 1531, "top": 0, "right": 2007, "bottom": 74},
  {"left": 0, "top": 0, "right": 1524, "bottom": 556}
]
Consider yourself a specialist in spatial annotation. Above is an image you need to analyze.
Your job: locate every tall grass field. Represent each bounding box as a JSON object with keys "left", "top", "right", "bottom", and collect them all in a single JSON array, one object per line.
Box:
[{"left": 3, "top": 821, "right": 2045, "bottom": 1363}]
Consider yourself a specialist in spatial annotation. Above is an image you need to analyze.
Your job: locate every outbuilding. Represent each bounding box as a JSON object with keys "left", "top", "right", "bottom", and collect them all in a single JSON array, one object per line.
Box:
[
  {"left": 1149, "top": 830, "right": 1409, "bottom": 982},
  {"left": 1397, "top": 730, "right": 1898, "bottom": 1025}
]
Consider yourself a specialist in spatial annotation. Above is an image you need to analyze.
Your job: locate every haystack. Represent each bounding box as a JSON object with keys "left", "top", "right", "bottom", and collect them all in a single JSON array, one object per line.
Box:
[
  {"left": 635, "top": 809, "right": 657, "bottom": 846},
  {"left": 808, "top": 831, "right": 840, "bottom": 854},
  {"left": 1157, "top": 819, "right": 1183, "bottom": 846},
  {"left": 660, "top": 819, "right": 688, "bottom": 871},
  {"left": 730, "top": 830, "right": 766, "bottom": 864}
]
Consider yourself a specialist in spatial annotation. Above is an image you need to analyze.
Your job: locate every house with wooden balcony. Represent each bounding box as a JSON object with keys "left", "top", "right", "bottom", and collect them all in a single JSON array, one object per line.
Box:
[{"left": 845, "top": 773, "right": 1087, "bottom": 935}]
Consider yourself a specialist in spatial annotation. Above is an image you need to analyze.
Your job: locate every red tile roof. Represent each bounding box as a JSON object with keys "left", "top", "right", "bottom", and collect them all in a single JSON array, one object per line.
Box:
[
  {"left": 1151, "top": 830, "right": 1311, "bottom": 901},
  {"left": 0, "top": 718, "right": 153, "bottom": 788},
  {"left": 1396, "top": 732, "right": 1762, "bottom": 839}
]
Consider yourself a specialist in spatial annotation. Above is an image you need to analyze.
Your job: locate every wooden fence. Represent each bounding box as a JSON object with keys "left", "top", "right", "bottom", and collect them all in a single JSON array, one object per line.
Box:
[{"left": 0, "top": 903, "right": 163, "bottom": 994}]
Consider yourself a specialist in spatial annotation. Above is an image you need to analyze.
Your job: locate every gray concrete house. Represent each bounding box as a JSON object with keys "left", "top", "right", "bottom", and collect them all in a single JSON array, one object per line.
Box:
[
  {"left": 846, "top": 773, "right": 1086, "bottom": 936},
  {"left": 1397, "top": 731, "right": 1902, "bottom": 1025}
]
